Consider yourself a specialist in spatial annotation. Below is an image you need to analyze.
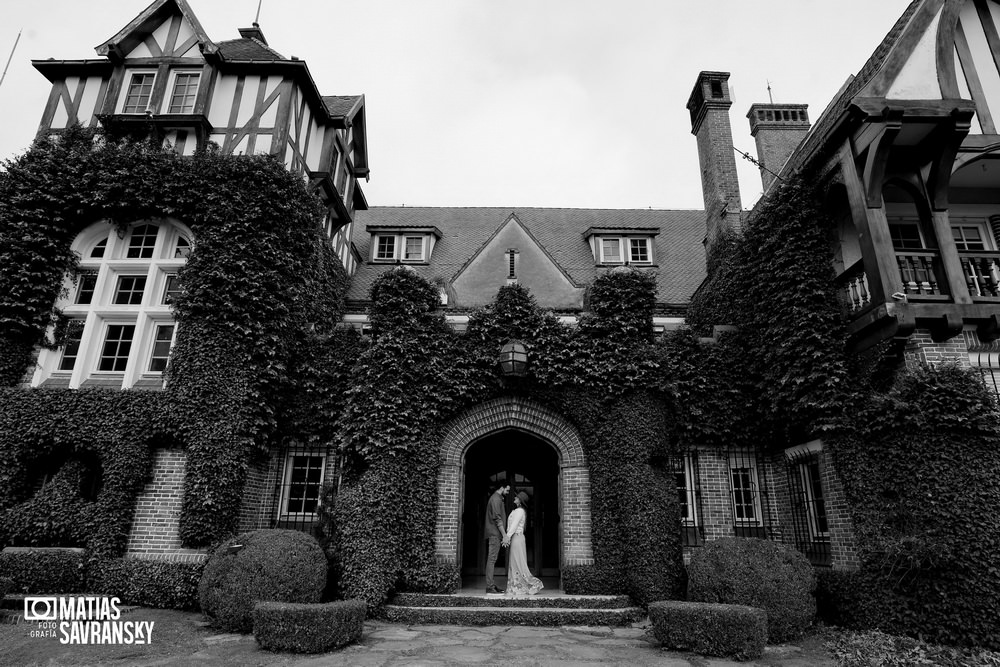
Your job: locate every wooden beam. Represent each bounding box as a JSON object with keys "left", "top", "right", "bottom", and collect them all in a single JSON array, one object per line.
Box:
[{"left": 955, "top": 19, "right": 997, "bottom": 133}]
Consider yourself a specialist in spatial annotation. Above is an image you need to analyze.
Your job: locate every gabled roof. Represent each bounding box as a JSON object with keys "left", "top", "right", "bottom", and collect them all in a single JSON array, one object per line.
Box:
[
  {"left": 347, "top": 207, "right": 707, "bottom": 309},
  {"left": 95, "top": 0, "right": 214, "bottom": 58},
  {"left": 787, "top": 0, "right": 927, "bottom": 173},
  {"left": 324, "top": 96, "right": 364, "bottom": 120}
]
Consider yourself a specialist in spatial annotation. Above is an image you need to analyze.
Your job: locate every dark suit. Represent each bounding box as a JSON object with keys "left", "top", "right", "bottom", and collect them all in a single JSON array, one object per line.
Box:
[{"left": 484, "top": 491, "right": 506, "bottom": 589}]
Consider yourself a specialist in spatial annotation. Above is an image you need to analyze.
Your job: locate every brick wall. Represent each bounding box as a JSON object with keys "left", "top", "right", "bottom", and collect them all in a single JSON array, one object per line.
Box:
[
  {"left": 125, "top": 449, "right": 206, "bottom": 559},
  {"left": 819, "top": 448, "right": 860, "bottom": 570},
  {"left": 903, "top": 328, "right": 972, "bottom": 368},
  {"left": 436, "top": 397, "right": 594, "bottom": 567}
]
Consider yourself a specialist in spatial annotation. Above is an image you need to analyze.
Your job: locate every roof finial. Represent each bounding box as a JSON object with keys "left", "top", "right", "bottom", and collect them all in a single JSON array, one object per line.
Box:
[
  {"left": 254, "top": 0, "right": 263, "bottom": 26},
  {"left": 766, "top": 79, "right": 774, "bottom": 104}
]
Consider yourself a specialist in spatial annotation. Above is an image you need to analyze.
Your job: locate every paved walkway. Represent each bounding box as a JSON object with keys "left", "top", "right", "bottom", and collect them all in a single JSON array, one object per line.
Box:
[{"left": 279, "top": 620, "right": 835, "bottom": 666}]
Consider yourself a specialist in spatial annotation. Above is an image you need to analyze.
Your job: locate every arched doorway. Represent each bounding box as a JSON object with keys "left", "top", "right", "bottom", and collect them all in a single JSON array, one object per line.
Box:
[
  {"left": 435, "top": 397, "right": 594, "bottom": 581},
  {"left": 461, "top": 431, "right": 560, "bottom": 578}
]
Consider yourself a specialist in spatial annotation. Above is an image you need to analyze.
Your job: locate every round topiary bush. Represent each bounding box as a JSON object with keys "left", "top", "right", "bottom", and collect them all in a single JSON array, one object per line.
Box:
[
  {"left": 198, "top": 529, "right": 327, "bottom": 633},
  {"left": 687, "top": 537, "right": 816, "bottom": 643}
]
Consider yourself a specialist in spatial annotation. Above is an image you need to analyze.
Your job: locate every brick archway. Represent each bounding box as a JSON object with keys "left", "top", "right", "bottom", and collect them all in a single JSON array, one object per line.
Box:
[{"left": 434, "top": 397, "right": 594, "bottom": 567}]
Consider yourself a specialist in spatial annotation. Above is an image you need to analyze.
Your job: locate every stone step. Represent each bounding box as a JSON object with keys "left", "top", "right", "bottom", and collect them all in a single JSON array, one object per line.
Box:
[
  {"left": 392, "top": 592, "right": 634, "bottom": 610},
  {"left": 381, "top": 604, "right": 645, "bottom": 627}
]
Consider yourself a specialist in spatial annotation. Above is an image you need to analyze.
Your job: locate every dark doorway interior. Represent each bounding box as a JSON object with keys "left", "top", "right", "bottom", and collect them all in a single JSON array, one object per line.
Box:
[{"left": 461, "top": 430, "right": 560, "bottom": 579}]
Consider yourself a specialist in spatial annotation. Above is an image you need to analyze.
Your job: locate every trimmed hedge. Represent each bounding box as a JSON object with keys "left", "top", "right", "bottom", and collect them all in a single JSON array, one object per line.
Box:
[
  {"left": 399, "top": 562, "right": 461, "bottom": 594},
  {"left": 253, "top": 599, "right": 366, "bottom": 654},
  {"left": 198, "top": 530, "right": 327, "bottom": 633},
  {"left": 648, "top": 600, "right": 767, "bottom": 660},
  {"left": 561, "top": 565, "right": 607, "bottom": 596},
  {"left": 87, "top": 558, "right": 204, "bottom": 610},
  {"left": 687, "top": 537, "right": 816, "bottom": 642},
  {"left": 0, "top": 549, "right": 86, "bottom": 594}
]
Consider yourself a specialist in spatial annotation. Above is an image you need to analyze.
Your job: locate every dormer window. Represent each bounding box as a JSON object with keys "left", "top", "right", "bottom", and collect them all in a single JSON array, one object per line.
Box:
[
  {"left": 585, "top": 227, "right": 659, "bottom": 266},
  {"left": 122, "top": 71, "right": 156, "bottom": 114},
  {"left": 167, "top": 71, "right": 201, "bottom": 114},
  {"left": 597, "top": 236, "right": 653, "bottom": 265},
  {"left": 373, "top": 234, "right": 427, "bottom": 262},
  {"left": 368, "top": 226, "right": 442, "bottom": 264}
]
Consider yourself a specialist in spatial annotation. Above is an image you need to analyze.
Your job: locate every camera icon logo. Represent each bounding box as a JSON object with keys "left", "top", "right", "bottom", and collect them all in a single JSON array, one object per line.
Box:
[{"left": 24, "top": 597, "right": 58, "bottom": 621}]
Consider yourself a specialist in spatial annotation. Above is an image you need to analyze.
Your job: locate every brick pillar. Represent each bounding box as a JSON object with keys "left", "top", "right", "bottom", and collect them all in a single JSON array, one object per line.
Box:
[{"left": 125, "top": 449, "right": 207, "bottom": 560}]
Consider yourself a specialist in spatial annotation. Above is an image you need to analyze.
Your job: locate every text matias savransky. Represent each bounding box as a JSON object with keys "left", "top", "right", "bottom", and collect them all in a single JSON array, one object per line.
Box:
[{"left": 25, "top": 596, "right": 154, "bottom": 645}]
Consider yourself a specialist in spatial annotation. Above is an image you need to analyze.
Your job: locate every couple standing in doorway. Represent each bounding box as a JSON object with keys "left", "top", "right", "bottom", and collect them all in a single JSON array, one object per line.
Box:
[{"left": 484, "top": 482, "right": 544, "bottom": 596}]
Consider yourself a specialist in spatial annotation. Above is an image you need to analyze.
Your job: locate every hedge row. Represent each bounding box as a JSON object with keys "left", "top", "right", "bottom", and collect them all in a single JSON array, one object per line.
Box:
[
  {"left": 649, "top": 601, "right": 767, "bottom": 661},
  {"left": 253, "top": 600, "right": 365, "bottom": 654}
]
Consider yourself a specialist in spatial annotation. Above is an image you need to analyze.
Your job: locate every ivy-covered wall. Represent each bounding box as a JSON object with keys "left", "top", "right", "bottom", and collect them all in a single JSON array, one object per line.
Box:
[
  {"left": 688, "top": 175, "right": 1000, "bottom": 649},
  {"left": 0, "top": 128, "right": 349, "bottom": 553},
  {"left": 327, "top": 268, "right": 689, "bottom": 609}
]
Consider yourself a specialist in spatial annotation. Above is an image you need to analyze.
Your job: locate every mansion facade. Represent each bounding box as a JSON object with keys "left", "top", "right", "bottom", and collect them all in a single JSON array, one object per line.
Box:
[{"left": 9, "top": 0, "right": 1000, "bottom": 580}]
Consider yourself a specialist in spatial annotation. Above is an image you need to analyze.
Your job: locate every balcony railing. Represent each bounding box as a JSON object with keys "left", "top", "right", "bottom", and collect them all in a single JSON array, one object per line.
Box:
[
  {"left": 896, "top": 251, "right": 946, "bottom": 296},
  {"left": 836, "top": 260, "right": 871, "bottom": 314},
  {"left": 960, "top": 251, "right": 1000, "bottom": 298}
]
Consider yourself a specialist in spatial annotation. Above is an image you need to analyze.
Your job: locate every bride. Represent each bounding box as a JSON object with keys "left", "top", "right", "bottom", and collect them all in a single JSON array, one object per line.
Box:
[{"left": 501, "top": 491, "right": 544, "bottom": 596}]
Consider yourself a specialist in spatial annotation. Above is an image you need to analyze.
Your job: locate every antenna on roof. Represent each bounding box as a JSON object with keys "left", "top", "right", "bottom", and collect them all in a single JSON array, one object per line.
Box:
[
  {"left": 766, "top": 80, "right": 774, "bottom": 104},
  {"left": 254, "top": 0, "right": 263, "bottom": 25},
  {"left": 0, "top": 29, "right": 22, "bottom": 93}
]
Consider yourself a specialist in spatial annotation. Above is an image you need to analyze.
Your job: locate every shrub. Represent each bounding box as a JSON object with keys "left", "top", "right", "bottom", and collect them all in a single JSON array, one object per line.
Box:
[
  {"left": 87, "top": 558, "right": 204, "bottom": 610},
  {"left": 815, "top": 568, "right": 882, "bottom": 630},
  {"left": 0, "top": 548, "right": 86, "bottom": 594},
  {"left": 687, "top": 537, "right": 816, "bottom": 642},
  {"left": 562, "top": 565, "right": 612, "bottom": 595},
  {"left": 649, "top": 600, "right": 767, "bottom": 660},
  {"left": 825, "top": 629, "right": 1000, "bottom": 667},
  {"left": 0, "top": 576, "right": 13, "bottom": 598},
  {"left": 253, "top": 599, "right": 366, "bottom": 653},
  {"left": 399, "top": 562, "right": 461, "bottom": 594},
  {"left": 198, "top": 530, "right": 327, "bottom": 633}
]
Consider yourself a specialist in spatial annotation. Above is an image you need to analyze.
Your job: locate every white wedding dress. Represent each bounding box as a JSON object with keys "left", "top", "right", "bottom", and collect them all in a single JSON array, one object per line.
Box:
[{"left": 504, "top": 507, "right": 544, "bottom": 596}]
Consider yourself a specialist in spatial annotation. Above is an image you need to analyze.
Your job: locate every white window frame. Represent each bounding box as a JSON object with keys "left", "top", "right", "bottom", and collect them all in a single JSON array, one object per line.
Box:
[
  {"left": 598, "top": 236, "right": 653, "bottom": 265},
  {"left": 95, "top": 321, "right": 137, "bottom": 374},
  {"left": 673, "top": 454, "right": 698, "bottom": 526},
  {"left": 279, "top": 453, "right": 327, "bottom": 517},
  {"left": 144, "top": 322, "right": 177, "bottom": 375},
  {"left": 32, "top": 219, "right": 191, "bottom": 390},
  {"left": 165, "top": 70, "right": 201, "bottom": 114},
  {"left": 728, "top": 451, "right": 763, "bottom": 526},
  {"left": 119, "top": 70, "right": 157, "bottom": 114},
  {"left": 402, "top": 235, "right": 426, "bottom": 261},
  {"left": 372, "top": 233, "right": 428, "bottom": 263},
  {"left": 600, "top": 238, "right": 623, "bottom": 264},
  {"left": 796, "top": 459, "right": 829, "bottom": 539}
]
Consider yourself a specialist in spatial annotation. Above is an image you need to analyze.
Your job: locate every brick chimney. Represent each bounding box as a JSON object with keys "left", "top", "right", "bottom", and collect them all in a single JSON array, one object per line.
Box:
[
  {"left": 747, "top": 103, "right": 810, "bottom": 192},
  {"left": 687, "top": 72, "right": 743, "bottom": 257}
]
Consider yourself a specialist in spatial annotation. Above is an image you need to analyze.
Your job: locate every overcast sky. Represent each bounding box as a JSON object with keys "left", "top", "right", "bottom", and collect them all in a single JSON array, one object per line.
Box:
[{"left": 0, "top": 0, "right": 913, "bottom": 210}]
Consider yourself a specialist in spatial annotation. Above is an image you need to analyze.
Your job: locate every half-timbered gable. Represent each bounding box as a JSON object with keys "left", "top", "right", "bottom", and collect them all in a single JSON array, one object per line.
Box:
[{"left": 32, "top": 0, "right": 369, "bottom": 275}]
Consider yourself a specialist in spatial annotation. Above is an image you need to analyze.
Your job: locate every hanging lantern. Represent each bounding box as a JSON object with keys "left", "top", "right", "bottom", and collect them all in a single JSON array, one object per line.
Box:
[{"left": 498, "top": 340, "right": 529, "bottom": 377}]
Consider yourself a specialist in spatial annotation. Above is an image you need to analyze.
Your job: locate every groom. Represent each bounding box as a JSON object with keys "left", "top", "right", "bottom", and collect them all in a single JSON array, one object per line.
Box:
[{"left": 484, "top": 481, "right": 510, "bottom": 594}]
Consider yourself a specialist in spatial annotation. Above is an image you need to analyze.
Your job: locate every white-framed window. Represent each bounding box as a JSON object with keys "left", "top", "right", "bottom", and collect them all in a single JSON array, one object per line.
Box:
[
  {"left": 728, "top": 450, "right": 763, "bottom": 526},
  {"left": 403, "top": 236, "right": 425, "bottom": 261},
  {"left": 601, "top": 238, "right": 623, "bottom": 264},
  {"left": 798, "top": 459, "right": 829, "bottom": 539},
  {"left": 279, "top": 453, "right": 327, "bottom": 516},
  {"left": 630, "top": 238, "right": 651, "bottom": 263},
  {"left": 97, "top": 323, "right": 135, "bottom": 372},
  {"left": 147, "top": 324, "right": 176, "bottom": 374},
  {"left": 598, "top": 236, "right": 653, "bottom": 265},
  {"left": 672, "top": 454, "right": 698, "bottom": 526},
  {"left": 372, "top": 233, "right": 428, "bottom": 262},
  {"left": 33, "top": 219, "right": 192, "bottom": 389},
  {"left": 166, "top": 71, "right": 200, "bottom": 114},
  {"left": 121, "top": 71, "right": 156, "bottom": 114}
]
